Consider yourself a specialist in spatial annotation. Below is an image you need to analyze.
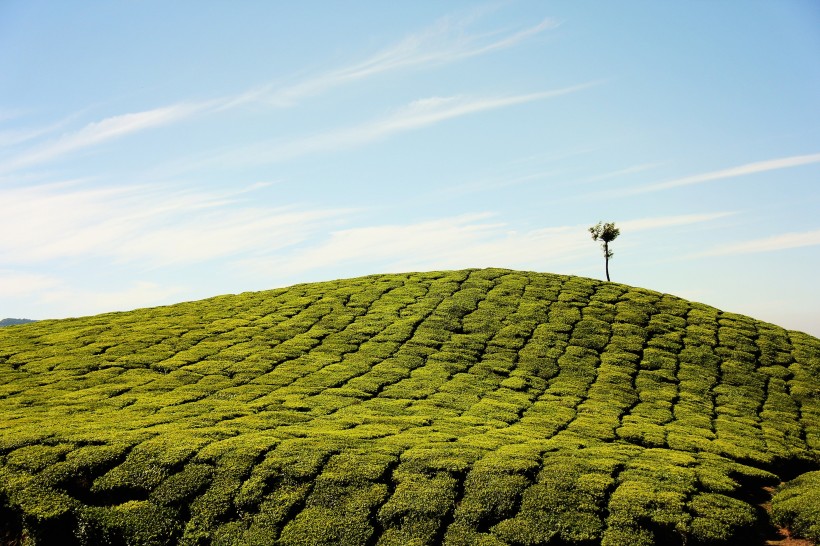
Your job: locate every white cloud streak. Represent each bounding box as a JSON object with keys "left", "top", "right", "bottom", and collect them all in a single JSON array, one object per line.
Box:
[
  {"left": 1, "top": 12, "right": 557, "bottom": 174},
  {"left": 702, "top": 229, "right": 820, "bottom": 256},
  {"left": 0, "top": 270, "right": 61, "bottom": 298},
  {"left": 0, "top": 121, "right": 68, "bottom": 149},
  {"left": 0, "top": 270, "right": 189, "bottom": 319},
  {"left": 223, "top": 17, "right": 559, "bottom": 109},
  {"left": 213, "top": 85, "right": 597, "bottom": 167},
  {"left": 437, "top": 169, "right": 565, "bottom": 198},
  {"left": 0, "top": 182, "right": 349, "bottom": 267},
  {"left": 583, "top": 162, "right": 664, "bottom": 183},
  {"left": 0, "top": 103, "right": 212, "bottom": 174},
  {"left": 39, "top": 281, "right": 184, "bottom": 319},
  {"left": 241, "top": 211, "right": 730, "bottom": 282},
  {"left": 626, "top": 153, "right": 820, "bottom": 194},
  {"left": 438, "top": 161, "right": 664, "bottom": 200},
  {"left": 618, "top": 212, "right": 736, "bottom": 232}
]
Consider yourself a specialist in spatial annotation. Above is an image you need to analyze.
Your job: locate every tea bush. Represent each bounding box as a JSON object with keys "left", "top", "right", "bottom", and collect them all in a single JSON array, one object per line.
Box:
[{"left": 1, "top": 269, "right": 819, "bottom": 545}]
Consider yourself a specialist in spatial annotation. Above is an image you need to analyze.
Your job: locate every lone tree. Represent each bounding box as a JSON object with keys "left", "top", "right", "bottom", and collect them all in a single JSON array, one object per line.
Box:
[{"left": 589, "top": 221, "right": 620, "bottom": 281}]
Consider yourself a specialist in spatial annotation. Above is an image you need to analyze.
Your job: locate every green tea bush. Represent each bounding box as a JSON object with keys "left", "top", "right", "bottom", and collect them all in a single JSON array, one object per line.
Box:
[
  {"left": 278, "top": 483, "right": 388, "bottom": 546},
  {"left": 150, "top": 463, "right": 213, "bottom": 506},
  {"left": 689, "top": 492, "right": 756, "bottom": 543},
  {"left": 1, "top": 269, "right": 819, "bottom": 545},
  {"left": 771, "top": 470, "right": 820, "bottom": 541},
  {"left": 378, "top": 471, "right": 457, "bottom": 543},
  {"left": 6, "top": 443, "right": 73, "bottom": 473},
  {"left": 77, "top": 501, "right": 181, "bottom": 546}
]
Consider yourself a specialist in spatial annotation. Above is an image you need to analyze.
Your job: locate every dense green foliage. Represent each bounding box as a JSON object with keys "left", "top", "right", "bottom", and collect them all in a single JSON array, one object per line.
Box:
[
  {"left": 771, "top": 470, "right": 820, "bottom": 541},
  {"left": 0, "top": 269, "right": 818, "bottom": 545}
]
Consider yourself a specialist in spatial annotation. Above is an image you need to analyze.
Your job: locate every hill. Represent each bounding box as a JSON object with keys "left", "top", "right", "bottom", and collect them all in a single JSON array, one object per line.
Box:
[
  {"left": 0, "top": 269, "right": 818, "bottom": 546},
  {"left": 0, "top": 318, "right": 35, "bottom": 328}
]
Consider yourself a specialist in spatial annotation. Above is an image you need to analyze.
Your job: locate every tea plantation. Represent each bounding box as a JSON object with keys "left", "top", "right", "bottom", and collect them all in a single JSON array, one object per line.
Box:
[{"left": 1, "top": 269, "right": 818, "bottom": 545}]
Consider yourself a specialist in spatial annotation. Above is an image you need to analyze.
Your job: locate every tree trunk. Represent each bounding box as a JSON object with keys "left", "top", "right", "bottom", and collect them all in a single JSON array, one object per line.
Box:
[{"left": 604, "top": 242, "right": 610, "bottom": 281}]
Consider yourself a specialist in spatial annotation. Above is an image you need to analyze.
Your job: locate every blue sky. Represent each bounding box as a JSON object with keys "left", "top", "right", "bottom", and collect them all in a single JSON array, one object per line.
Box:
[{"left": 1, "top": 1, "right": 819, "bottom": 336}]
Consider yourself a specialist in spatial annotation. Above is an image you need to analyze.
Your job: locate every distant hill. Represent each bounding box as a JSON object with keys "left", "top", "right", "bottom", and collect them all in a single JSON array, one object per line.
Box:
[
  {"left": 0, "top": 318, "right": 35, "bottom": 327},
  {"left": 0, "top": 269, "right": 818, "bottom": 545}
]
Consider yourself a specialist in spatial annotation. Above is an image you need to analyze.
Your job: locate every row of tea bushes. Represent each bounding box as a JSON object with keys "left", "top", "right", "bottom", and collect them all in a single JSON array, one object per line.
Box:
[{"left": 1, "top": 269, "right": 818, "bottom": 544}]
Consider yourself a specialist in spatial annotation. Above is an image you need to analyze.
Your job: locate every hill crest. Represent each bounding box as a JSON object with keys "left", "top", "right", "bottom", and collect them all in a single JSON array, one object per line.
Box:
[{"left": 1, "top": 269, "right": 818, "bottom": 545}]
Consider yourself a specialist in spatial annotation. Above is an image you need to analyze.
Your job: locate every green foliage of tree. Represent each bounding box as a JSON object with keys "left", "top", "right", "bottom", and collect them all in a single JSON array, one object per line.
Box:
[{"left": 589, "top": 221, "right": 621, "bottom": 281}]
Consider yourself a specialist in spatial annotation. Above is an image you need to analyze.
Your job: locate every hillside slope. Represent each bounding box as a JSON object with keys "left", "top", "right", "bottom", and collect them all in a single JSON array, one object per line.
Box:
[{"left": 1, "top": 269, "right": 818, "bottom": 546}]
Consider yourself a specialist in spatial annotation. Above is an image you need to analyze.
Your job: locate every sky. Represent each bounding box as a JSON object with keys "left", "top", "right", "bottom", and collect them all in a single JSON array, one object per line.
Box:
[{"left": 1, "top": 2, "right": 819, "bottom": 337}]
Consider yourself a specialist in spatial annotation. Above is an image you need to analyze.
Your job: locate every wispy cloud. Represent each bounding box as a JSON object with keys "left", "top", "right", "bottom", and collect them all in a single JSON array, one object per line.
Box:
[
  {"left": 210, "top": 85, "right": 597, "bottom": 168},
  {"left": 114, "top": 206, "right": 345, "bottom": 268},
  {"left": 436, "top": 169, "right": 565, "bottom": 198},
  {"left": 224, "top": 16, "right": 560, "bottom": 109},
  {"left": 0, "top": 269, "right": 189, "bottom": 319},
  {"left": 439, "top": 161, "right": 664, "bottom": 200},
  {"left": 624, "top": 153, "right": 820, "bottom": 194},
  {"left": 39, "top": 280, "right": 184, "bottom": 319},
  {"left": 239, "top": 213, "right": 578, "bottom": 280},
  {"left": 618, "top": 212, "right": 735, "bottom": 232},
  {"left": 0, "top": 109, "right": 27, "bottom": 124},
  {"left": 0, "top": 103, "right": 212, "bottom": 174},
  {"left": 0, "top": 270, "right": 61, "bottom": 298},
  {"left": 0, "top": 119, "right": 71, "bottom": 149},
  {"left": 583, "top": 162, "right": 664, "bottom": 183},
  {"left": 1, "top": 11, "right": 558, "bottom": 175},
  {"left": 376, "top": 87, "right": 590, "bottom": 131},
  {"left": 0, "top": 181, "right": 349, "bottom": 267},
  {"left": 701, "top": 229, "right": 820, "bottom": 256},
  {"left": 433, "top": 148, "right": 604, "bottom": 198},
  {"left": 240, "top": 210, "right": 730, "bottom": 282}
]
